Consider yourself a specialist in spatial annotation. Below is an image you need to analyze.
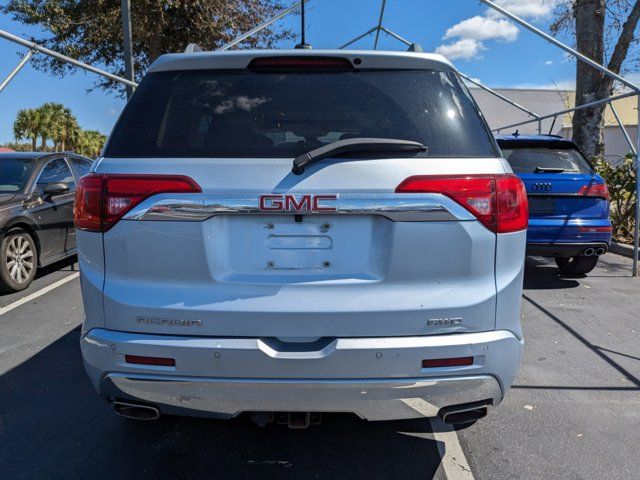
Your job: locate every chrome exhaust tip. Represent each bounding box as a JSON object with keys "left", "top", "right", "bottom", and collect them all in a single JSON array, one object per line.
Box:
[
  {"left": 439, "top": 400, "right": 490, "bottom": 425},
  {"left": 583, "top": 248, "right": 596, "bottom": 257},
  {"left": 113, "top": 401, "right": 160, "bottom": 421},
  {"left": 595, "top": 247, "right": 606, "bottom": 256}
]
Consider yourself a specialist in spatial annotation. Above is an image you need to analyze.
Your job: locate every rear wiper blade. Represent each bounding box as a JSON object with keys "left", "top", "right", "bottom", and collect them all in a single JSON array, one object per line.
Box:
[
  {"left": 534, "top": 166, "right": 565, "bottom": 173},
  {"left": 292, "top": 137, "right": 426, "bottom": 175}
]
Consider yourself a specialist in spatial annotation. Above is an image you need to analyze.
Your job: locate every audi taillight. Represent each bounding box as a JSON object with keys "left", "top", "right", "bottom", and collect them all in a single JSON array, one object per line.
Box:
[
  {"left": 74, "top": 174, "right": 201, "bottom": 232},
  {"left": 578, "top": 183, "right": 610, "bottom": 200},
  {"left": 395, "top": 174, "right": 528, "bottom": 233}
]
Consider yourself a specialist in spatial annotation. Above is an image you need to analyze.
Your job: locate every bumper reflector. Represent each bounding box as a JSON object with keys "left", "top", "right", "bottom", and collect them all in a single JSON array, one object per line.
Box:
[
  {"left": 125, "top": 355, "right": 176, "bottom": 367},
  {"left": 422, "top": 357, "right": 474, "bottom": 368}
]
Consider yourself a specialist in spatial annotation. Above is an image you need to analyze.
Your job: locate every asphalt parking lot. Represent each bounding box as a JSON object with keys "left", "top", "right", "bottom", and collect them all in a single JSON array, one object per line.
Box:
[{"left": 1, "top": 254, "right": 638, "bottom": 480}]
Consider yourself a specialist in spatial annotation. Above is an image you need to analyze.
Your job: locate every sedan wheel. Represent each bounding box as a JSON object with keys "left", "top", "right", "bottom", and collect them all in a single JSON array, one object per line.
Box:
[{"left": 0, "top": 229, "right": 37, "bottom": 292}]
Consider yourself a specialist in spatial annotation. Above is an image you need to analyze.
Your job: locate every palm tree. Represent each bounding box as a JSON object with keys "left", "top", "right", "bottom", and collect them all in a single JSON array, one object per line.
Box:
[
  {"left": 76, "top": 130, "right": 107, "bottom": 158},
  {"left": 51, "top": 108, "right": 80, "bottom": 152},
  {"left": 13, "top": 109, "right": 45, "bottom": 151},
  {"left": 40, "top": 103, "right": 67, "bottom": 150}
]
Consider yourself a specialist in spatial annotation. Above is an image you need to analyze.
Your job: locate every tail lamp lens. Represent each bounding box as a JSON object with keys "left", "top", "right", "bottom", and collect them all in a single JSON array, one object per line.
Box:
[
  {"left": 396, "top": 174, "right": 528, "bottom": 233},
  {"left": 125, "top": 355, "right": 176, "bottom": 367},
  {"left": 422, "top": 357, "right": 474, "bottom": 368},
  {"left": 578, "top": 183, "right": 610, "bottom": 200},
  {"left": 74, "top": 174, "right": 201, "bottom": 232},
  {"left": 248, "top": 56, "right": 353, "bottom": 70}
]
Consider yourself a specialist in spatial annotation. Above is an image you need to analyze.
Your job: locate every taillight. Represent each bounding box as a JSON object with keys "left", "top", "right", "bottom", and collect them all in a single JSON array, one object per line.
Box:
[
  {"left": 422, "top": 357, "right": 474, "bottom": 368},
  {"left": 578, "top": 183, "right": 610, "bottom": 200},
  {"left": 74, "top": 174, "right": 201, "bottom": 232},
  {"left": 125, "top": 355, "right": 176, "bottom": 367},
  {"left": 248, "top": 56, "right": 353, "bottom": 70},
  {"left": 395, "top": 174, "right": 528, "bottom": 233},
  {"left": 495, "top": 175, "right": 529, "bottom": 233},
  {"left": 74, "top": 175, "right": 103, "bottom": 231}
]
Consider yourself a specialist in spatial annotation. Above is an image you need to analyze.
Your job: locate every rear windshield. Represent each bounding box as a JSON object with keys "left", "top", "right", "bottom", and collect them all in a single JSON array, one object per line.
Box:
[
  {"left": 104, "top": 69, "right": 497, "bottom": 158},
  {"left": 501, "top": 148, "right": 594, "bottom": 174},
  {"left": 0, "top": 158, "right": 33, "bottom": 193}
]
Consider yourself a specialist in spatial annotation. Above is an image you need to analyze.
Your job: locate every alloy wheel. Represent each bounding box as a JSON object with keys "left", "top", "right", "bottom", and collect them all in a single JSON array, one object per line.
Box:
[{"left": 6, "top": 235, "right": 35, "bottom": 284}]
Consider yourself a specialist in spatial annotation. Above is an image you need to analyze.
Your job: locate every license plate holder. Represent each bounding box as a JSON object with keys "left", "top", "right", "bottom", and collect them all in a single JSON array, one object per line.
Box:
[{"left": 529, "top": 197, "right": 555, "bottom": 215}]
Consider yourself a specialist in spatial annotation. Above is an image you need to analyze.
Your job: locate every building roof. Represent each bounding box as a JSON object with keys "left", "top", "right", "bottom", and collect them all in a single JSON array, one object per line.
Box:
[
  {"left": 470, "top": 86, "right": 638, "bottom": 135},
  {"left": 470, "top": 87, "right": 571, "bottom": 135}
]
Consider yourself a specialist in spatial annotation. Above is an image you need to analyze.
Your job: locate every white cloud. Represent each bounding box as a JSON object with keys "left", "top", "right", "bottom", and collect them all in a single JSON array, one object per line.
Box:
[
  {"left": 444, "top": 16, "right": 519, "bottom": 42},
  {"left": 543, "top": 60, "right": 553, "bottom": 65},
  {"left": 486, "top": 0, "right": 560, "bottom": 20},
  {"left": 436, "top": 39, "right": 486, "bottom": 60},
  {"left": 437, "top": 0, "right": 560, "bottom": 62}
]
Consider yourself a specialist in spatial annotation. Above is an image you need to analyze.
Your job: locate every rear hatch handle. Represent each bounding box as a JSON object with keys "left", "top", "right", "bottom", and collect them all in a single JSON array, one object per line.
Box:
[
  {"left": 292, "top": 137, "right": 427, "bottom": 175},
  {"left": 258, "top": 337, "right": 338, "bottom": 359}
]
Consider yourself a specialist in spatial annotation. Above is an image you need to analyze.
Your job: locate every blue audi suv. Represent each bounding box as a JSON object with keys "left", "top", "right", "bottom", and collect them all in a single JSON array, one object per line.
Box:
[{"left": 497, "top": 134, "right": 611, "bottom": 275}]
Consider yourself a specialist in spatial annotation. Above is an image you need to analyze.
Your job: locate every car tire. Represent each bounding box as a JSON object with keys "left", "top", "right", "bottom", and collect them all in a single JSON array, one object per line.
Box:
[
  {"left": 554, "top": 255, "right": 599, "bottom": 275},
  {"left": 0, "top": 229, "right": 38, "bottom": 293}
]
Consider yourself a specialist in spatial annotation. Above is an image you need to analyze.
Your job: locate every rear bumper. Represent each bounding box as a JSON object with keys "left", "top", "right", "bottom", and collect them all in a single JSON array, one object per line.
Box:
[
  {"left": 526, "top": 242, "right": 609, "bottom": 257},
  {"left": 81, "top": 328, "right": 523, "bottom": 421}
]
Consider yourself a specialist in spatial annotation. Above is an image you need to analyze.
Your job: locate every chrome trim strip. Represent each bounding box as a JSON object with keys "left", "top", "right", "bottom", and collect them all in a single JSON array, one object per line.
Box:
[{"left": 123, "top": 193, "right": 475, "bottom": 222}]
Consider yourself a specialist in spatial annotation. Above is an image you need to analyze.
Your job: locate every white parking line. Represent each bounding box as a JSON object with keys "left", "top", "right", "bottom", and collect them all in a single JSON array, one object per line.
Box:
[
  {"left": 429, "top": 418, "right": 475, "bottom": 480},
  {"left": 0, "top": 273, "right": 80, "bottom": 316},
  {"left": 402, "top": 398, "right": 475, "bottom": 479}
]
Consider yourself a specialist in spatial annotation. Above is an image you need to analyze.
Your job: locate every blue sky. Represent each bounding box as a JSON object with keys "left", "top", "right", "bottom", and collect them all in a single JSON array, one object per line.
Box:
[{"left": 0, "top": 0, "right": 577, "bottom": 144}]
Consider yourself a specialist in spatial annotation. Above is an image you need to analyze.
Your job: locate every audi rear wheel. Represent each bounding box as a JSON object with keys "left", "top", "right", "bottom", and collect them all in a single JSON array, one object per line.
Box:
[
  {"left": 555, "top": 255, "right": 599, "bottom": 276},
  {"left": 0, "top": 229, "right": 37, "bottom": 293}
]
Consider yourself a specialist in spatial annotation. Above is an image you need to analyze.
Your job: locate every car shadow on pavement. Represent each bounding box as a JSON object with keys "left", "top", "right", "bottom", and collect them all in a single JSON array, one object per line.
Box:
[
  {"left": 34, "top": 255, "right": 78, "bottom": 280},
  {"left": 523, "top": 256, "right": 580, "bottom": 290},
  {"left": 0, "top": 329, "right": 445, "bottom": 480}
]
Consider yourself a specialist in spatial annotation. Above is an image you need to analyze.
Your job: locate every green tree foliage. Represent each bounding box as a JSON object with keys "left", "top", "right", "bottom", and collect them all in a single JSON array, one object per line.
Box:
[
  {"left": 12, "top": 104, "right": 106, "bottom": 158},
  {"left": 13, "top": 108, "right": 44, "bottom": 151},
  {"left": 1, "top": 0, "right": 294, "bottom": 95},
  {"left": 552, "top": 1, "right": 640, "bottom": 160},
  {"left": 76, "top": 129, "right": 107, "bottom": 158},
  {"left": 594, "top": 155, "right": 637, "bottom": 242}
]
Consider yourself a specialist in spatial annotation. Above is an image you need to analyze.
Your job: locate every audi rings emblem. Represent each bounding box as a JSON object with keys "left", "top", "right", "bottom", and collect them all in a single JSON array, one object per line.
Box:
[{"left": 532, "top": 182, "right": 552, "bottom": 192}]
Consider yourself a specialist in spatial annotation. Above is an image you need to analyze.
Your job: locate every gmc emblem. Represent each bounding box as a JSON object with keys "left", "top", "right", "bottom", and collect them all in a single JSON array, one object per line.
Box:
[{"left": 259, "top": 194, "right": 338, "bottom": 212}]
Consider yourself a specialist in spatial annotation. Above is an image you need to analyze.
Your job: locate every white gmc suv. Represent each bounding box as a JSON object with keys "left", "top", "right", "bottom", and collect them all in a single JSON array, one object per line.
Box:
[{"left": 76, "top": 49, "right": 527, "bottom": 428}]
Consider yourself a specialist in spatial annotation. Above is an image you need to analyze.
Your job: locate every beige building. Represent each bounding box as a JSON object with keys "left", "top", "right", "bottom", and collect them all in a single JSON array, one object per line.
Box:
[{"left": 471, "top": 87, "right": 638, "bottom": 165}]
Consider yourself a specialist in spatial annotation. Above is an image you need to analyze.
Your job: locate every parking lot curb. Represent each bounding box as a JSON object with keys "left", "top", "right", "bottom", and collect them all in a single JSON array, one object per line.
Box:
[{"left": 609, "top": 241, "right": 639, "bottom": 259}]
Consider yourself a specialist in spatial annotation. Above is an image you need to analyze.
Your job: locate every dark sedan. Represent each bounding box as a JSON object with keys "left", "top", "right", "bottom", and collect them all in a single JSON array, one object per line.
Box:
[{"left": 0, "top": 152, "right": 93, "bottom": 292}]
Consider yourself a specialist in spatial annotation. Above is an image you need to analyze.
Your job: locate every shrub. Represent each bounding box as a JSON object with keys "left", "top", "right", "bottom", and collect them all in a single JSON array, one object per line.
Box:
[{"left": 594, "top": 154, "right": 637, "bottom": 243}]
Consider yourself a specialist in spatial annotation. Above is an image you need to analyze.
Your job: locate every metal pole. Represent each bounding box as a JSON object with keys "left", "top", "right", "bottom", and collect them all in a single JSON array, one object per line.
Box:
[
  {"left": 120, "top": 0, "right": 134, "bottom": 98},
  {"left": 373, "top": 0, "right": 387, "bottom": 50},
  {"left": 379, "top": 27, "right": 412, "bottom": 46},
  {"left": 461, "top": 73, "right": 541, "bottom": 120},
  {"left": 480, "top": 0, "right": 640, "bottom": 93},
  {"left": 609, "top": 101, "right": 637, "bottom": 155},
  {"left": 634, "top": 97, "right": 640, "bottom": 275},
  {"left": 219, "top": 1, "right": 305, "bottom": 51},
  {"left": 0, "top": 28, "right": 137, "bottom": 87},
  {"left": 538, "top": 118, "right": 542, "bottom": 135},
  {"left": 494, "top": 91, "right": 639, "bottom": 132},
  {"left": 338, "top": 26, "right": 378, "bottom": 49},
  {"left": 0, "top": 50, "right": 33, "bottom": 94}
]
